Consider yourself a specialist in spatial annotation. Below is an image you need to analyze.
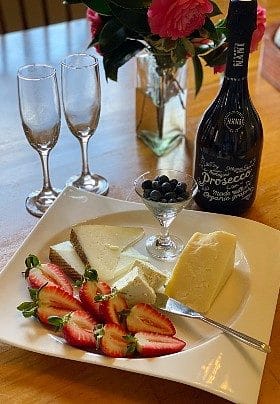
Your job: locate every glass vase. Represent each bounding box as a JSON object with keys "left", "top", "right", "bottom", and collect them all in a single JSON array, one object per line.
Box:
[{"left": 136, "top": 51, "right": 188, "bottom": 157}]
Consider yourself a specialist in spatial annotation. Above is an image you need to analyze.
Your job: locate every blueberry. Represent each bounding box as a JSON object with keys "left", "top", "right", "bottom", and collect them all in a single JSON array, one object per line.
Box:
[
  {"left": 169, "top": 178, "right": 178, "bottom": 190},
  {"left": 169, "top": 198, "right": 177, "bottom": 203},
  {"left": 157, "top": 175, "right": 169, "bottom": 184},
  {"left": 150, "top": 190, "right": 161, "bottom": 201},
  {"left": 161, "top": 182, "right": 171, "bottom": 194},
  {"left": 176, "top": 196, "right": 185, "bottom": 202},
  {"left": 142, "top": 179, "right": 152, "bottom": 190},
  {"left": 165, "top": 192, "right": 176, "bottom": 201},
  {"left": 143, "top": 188, "right": 152, "bottom": 198},
  {"left": 175, "top": 182, "right": 187, "bottom": 195},
  {"left": 160, "top": 198, "right": 167, "bottom": 203},
  {"left": 152, "top": 180, "right": 160, "bottom": 190}
]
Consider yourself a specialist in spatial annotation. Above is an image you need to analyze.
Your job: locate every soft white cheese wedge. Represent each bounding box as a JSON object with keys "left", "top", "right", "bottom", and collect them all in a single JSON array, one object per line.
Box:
[
  {"left": 127, "top": 259, "right": 167, "bottom": 291},
  {"left": 49, "top": 241, "right": 85, "bottom": 279},
  {"left": 70, "top": 224, "right": 144, "bottom": 279},
  {"left": 113, "top": 267, "right": 156, "bottom": 306},
  {"left": 165, "top": 231, "right": 236, "bottom": 313},
  {"left": 113, "top": 249, "right": 149, "bottom": 280}
]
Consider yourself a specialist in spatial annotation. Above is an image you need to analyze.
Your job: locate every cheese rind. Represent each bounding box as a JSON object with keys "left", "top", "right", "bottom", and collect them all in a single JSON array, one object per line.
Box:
[
  {"left": 165, "top": 231, "right": 236, "bottom": 313},
  {"left": 49, "top": 241, "right": 85, "bottom": 279},
  {"left": 113, "top": 267, "right": 156, "bottom": 306}
]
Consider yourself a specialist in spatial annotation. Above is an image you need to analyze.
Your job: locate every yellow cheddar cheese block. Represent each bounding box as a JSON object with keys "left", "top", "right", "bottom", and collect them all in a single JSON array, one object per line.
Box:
[{"left": 165, "top": 231, "right": 236, "bottom": 313}]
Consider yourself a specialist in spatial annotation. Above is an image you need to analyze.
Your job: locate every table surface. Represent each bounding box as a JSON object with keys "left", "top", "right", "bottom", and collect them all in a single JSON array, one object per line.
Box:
[{"left": 0, "top": 2, "right": 279, "bottom": 403}]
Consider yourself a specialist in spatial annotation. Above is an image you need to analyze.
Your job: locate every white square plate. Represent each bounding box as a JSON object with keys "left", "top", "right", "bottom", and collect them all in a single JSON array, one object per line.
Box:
[{"left": 0, "top": 187, "right": 279, "bottom": 404}]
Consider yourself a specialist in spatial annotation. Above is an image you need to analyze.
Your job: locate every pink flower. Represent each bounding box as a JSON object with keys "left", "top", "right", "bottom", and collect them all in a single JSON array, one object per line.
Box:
[
  {"left": 214, "top": 64, "right": 226, "bottom": 74},
  {"left": 250, "top": 5, "right": 266, "bottom": 52},
  {"left": 86, "top": 8, "right": 103, "bottom": 38},
  {"left": 147, "top": 0, "right": 213, "bottom": 40}
]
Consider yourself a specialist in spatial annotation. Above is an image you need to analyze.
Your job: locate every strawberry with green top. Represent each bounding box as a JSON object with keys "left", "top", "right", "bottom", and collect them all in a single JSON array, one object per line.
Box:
[
  {"left": 48, "top": 310, "right": 97, "bottom": 349},
  {"left": 94, "top": 324, "right": 186, "bottom": 358},
  {"left": 124, "top": 303, "right": 176, "bottom": 336},
  {"left": 94, "top": 323, "right": 133, "bottom": 358},
  {"left": 24, "top": 254, "right": 73, "bottom": 295},
  {"left": 78, "top": 268, "right": 111, "bottom": 320},
  {"left": 97, "top": 290, "right": 128, "bottom": 325},
  {"left": 17, "top": 284, "right": 83, "bottom": 325}
]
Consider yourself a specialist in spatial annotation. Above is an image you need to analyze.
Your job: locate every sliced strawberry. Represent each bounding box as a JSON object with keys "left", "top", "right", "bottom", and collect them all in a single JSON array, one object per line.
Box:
[
  {"left": 79, "top": 269, "right": 111, "bottom": 320},
  {"left": 24, "top": 254, "right": 73, "bottom": 294},
  {"left": 99, "top": 293, "right": 128, "bottom": 325},
  {"left": 94, "top": 323, "right": 132, "bottom": 358},
  {"left": 125, "top": 303, "right": 175, "bottom": 336},
  {"left": 17, "top": 284, "right": 83, "bottom": 325},
  {"left": 48, "top": 310, "right": 97, "bottom": 349},
  {"left": 134, "top": 332, "right": 186, "bottom": 357},
  {"left": 37, "top": 306, "right": 73, "bottom": 325}
]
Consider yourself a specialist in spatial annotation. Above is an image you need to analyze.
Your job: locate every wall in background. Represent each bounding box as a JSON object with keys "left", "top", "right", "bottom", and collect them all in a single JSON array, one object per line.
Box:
[{"left": 0, "top": 0, "right": 86, "bottom": 33}]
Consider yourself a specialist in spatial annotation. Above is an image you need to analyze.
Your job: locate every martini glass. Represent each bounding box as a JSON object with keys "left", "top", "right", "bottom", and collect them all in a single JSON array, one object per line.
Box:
[{"left": 134, "top": 169, "right": 197, "bottom": 260}]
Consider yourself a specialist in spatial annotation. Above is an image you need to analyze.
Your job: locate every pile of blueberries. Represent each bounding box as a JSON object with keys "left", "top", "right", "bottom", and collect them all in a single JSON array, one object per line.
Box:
[{"left": 141, "top": 174, "right": 189, "bottom": 203}]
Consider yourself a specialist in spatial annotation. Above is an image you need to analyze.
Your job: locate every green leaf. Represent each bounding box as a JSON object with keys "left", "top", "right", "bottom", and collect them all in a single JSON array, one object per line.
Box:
[
  {"left": 64, "top": 0, "right": 112, "bottom": 16},
  {"left": 48, "top": 316, "right": 64, "bottom": 331},
  {"left": 84, "top": 268, "right": 99, "bottom": 282},
  {"left": 201, "top": 43, "right": 228, "bottom": 67},
  {"left": 209, "top": 1, "right": 223, "bottom": 17},
  {"left": 109, "top": 0, "right": 150, "bottom": 9},
  {"left": 181, "top": 38, "right": 195, "bottom": 57},
  {"left": 17, "top": 301, "right": 36, "bottom": 311},
  {"left": 192, "top": 55, "right": 203, "bottom": 95},
  {"left": 25, "top": 254, "right": 40, "bottom": 269},
  {"left": 28, "top": 287, "right": 39, "bottom": 301},
  {"left": 99, "top": 19, "right": 127, "bottom": 53},
  {"left": 107, "top": 1, "right": 150, "bottom": 35},
  {"left": 103, "top": 40, "right": 145, "bottom": 81},
  {"left": 203, "top": 17, "right": 219, "bottom": 43}
]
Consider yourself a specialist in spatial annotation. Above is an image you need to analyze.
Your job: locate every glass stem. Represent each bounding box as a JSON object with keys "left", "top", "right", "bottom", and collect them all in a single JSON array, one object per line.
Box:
[
  {"left": 39, "top": 150, "right": 52, "bottom": 192},
  {"left": 79, "top": 137, "right": 90, "bottom": 176},
  {"left": 157, "top": 224, "right": 172, "bottom": 247}
]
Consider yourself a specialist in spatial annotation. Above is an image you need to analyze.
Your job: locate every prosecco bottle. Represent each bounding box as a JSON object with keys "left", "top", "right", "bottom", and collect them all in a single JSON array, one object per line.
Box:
[{"left": 194, "top": 0, "right": 263, "bottom": 215}]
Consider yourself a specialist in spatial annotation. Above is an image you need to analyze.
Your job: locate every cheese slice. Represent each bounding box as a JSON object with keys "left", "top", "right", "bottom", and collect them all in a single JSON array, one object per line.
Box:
[
  {"left": 113, "top": 267, "right": 156, "bottom": 306},
  {"left": 70, "top": 224, "right": 144, "bottom": 280},
  {"left": 165, "top": 231, "right": 236, "bottom": 313},
  {"left": 113, "top": 249, "right": 149, "bottom": 280},
  {"left": 127, "top": 259, "right": 167, "bottom": 291},
  {"left": 49, "top": 241, "right": 85, "bottom": 280}
]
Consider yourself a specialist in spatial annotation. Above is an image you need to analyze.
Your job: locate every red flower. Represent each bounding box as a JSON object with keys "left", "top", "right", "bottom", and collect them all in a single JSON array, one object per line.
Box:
[
  {"left": 250, "top": 5, "right": 266, "bottom": 52},
  {"left": 147, "top": 0, "right": 213, "bottom": 40},
  {"left": 213, "top": 64, "right": 226, "bottom": 74},
  {"left": 86, "top": 8, "right": 103, "bottom": 39}
]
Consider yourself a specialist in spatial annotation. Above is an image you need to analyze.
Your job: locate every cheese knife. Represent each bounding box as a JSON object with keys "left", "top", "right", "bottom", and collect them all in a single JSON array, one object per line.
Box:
[{"left": 156, "top": 295, "right": 271, "bottom": 354}]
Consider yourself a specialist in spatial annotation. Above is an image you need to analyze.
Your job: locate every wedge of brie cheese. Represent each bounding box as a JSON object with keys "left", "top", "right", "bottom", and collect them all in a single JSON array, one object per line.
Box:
[{"left": 165, "top": 231, "right": 236, "bottom": 313}]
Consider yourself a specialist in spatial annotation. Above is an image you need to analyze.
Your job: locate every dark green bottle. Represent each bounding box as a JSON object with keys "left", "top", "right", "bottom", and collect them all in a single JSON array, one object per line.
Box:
[{"left": 194, "top": 0, "right": 263, "bottom": 215}]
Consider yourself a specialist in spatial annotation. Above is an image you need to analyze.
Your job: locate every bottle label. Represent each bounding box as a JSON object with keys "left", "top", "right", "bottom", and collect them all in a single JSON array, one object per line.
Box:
[
  {"left": 195, "top": 153, "right": 257, "bottom": 204},
  {"left": 224, "top": 111, "right": 245, "bottom": 132}
]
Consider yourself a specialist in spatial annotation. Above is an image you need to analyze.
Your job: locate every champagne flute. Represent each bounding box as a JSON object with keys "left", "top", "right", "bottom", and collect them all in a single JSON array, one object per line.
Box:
[
  {"left": 17, "top": 64, "right": 61, "bottom": 218},
  {"left": 61, "top": 53, "right": 109, "bottom": 194}
]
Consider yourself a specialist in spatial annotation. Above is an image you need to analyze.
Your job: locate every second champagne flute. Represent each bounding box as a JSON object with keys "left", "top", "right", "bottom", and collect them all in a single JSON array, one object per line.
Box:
[{"left": 61, "top": 53, "right": 109, "bottom": 194}]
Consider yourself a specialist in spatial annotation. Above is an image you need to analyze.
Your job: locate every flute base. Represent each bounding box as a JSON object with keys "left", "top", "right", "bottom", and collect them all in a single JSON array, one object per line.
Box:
[
  {"left": 25, "top": 188, "right": 61, "bottom": 218},
  {"left": 145, "top": 234, "right": 184, "bottom": 261},
  {"left": 66, "top": 173, "right": 109, "bottom": 195}
]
